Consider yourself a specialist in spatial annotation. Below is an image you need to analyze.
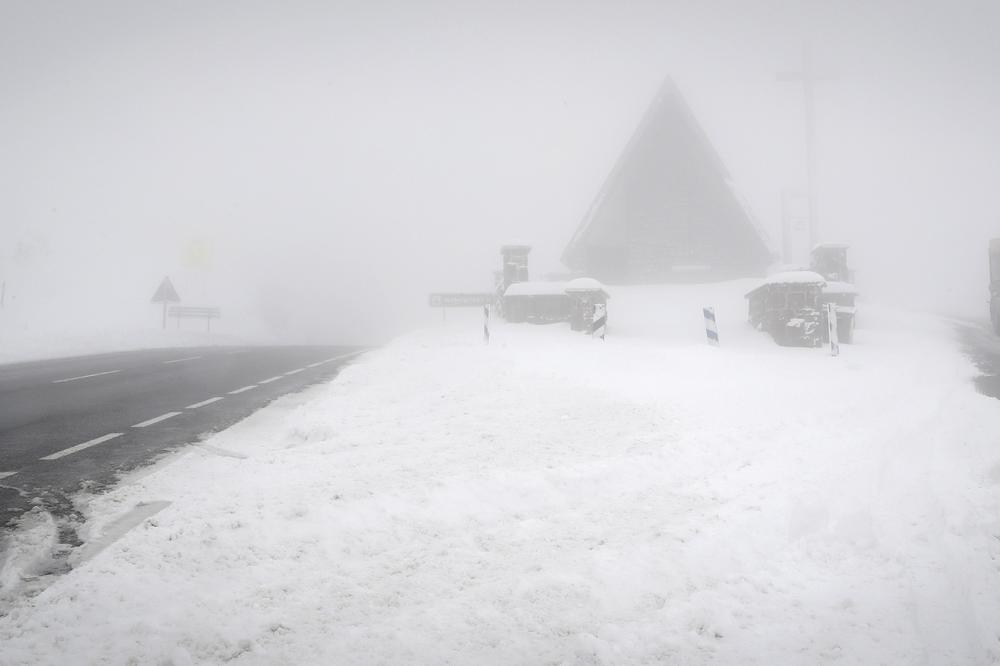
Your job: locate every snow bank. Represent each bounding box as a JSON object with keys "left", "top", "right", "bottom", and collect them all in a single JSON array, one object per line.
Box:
[
  {"left": 2, "top": 281, "right": 1000, "bottom": 665},
  {"left": 0, "top": 511, "right": 63, "bottom": 608}
]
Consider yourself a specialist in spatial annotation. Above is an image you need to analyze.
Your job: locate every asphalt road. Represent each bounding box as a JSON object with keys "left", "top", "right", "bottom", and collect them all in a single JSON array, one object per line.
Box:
[
  {"left": 959, "top": 321, "right": 1000, "bottom": 400},
  {"left": 0, "top": 345, "right": 363, "bottom": 535}
]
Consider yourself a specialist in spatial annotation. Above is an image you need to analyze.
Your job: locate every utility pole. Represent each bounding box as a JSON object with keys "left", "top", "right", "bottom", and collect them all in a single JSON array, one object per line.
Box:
[{"left": 778, "top": 44, "right": 832, "bottom": 251}]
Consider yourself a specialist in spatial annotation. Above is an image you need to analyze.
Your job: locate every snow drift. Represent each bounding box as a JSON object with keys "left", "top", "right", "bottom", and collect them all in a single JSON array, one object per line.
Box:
[{"left": 1, "top": 281, "right": 999, "bottom": 665}]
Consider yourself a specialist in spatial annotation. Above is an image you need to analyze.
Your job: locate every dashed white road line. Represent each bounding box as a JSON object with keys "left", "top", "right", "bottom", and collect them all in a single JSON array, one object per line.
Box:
[
  {"left": 0, "top": 471, "right": 18, "bottom": 480},
  {"left": 186, "top": 396, "right": 224, "bottom": 409},
  {"left": 133, "top": 412, "right": 182, "bottom": 428},
  {"left": 323, "top": 350, "right": 366, "bottom": 364},
  {"left": 303, "top": 350, "right": 365, "bottom": 369},
  {"left": 163, "top": 355, "right": 202, "bottom": 364},
  {"left": 30, "top": 350, "right": 366, "bottom": 467},
  {"left": 52, "top": 369, "right": 121, "bottom": 384},
  {"left": 41, "top": 433, "right": 123, "bottom": 461}
]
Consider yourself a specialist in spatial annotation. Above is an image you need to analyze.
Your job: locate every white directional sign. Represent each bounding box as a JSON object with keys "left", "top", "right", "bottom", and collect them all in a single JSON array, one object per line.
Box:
[{"left": 428, "top": 293, "right": 494, "bottom": 307}]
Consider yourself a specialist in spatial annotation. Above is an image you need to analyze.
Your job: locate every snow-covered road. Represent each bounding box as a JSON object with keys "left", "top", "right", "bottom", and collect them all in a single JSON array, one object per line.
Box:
[{"left": 2, "top": 282, "right": 999, "bottom": 665}]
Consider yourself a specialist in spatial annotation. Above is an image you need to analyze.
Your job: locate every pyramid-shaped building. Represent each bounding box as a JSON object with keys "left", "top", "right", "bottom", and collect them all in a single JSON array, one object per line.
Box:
[{"left": 562, "top": 79, "right": 773, "bottom": 283}]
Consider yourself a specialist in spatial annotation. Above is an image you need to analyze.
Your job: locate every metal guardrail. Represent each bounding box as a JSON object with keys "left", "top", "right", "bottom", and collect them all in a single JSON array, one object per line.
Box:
[
  {"left": 168, "top": 306, "right": 221, "bottom": 331},
  {"left": 169, "top": 306, "right": 220, "bottom": 318}
]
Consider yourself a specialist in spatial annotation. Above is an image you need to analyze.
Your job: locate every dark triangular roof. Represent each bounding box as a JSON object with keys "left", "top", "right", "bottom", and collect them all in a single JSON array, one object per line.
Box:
[{"left": 562, "top": 78, "right": 773, "bottom": 282}]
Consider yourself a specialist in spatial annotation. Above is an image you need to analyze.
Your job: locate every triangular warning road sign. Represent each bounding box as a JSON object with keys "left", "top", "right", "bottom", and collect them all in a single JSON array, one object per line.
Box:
[{"left": 151, "top": 276, "right": 181, "bottom": 303}]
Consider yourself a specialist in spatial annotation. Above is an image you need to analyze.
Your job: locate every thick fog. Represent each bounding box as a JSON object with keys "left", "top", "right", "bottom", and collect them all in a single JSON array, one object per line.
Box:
[{"left": 2, "top": 0, "right": 998, "bottom": 345}]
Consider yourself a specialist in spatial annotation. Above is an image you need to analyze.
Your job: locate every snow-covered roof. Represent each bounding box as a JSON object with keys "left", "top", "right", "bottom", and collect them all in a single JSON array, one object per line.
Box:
[
  {"left": 745, "top": 271, "right": 826, "bottom": 298},
  {"left": 504, "top": 281, "right": 569, "bottom": 297},
  {"left": 670, "top": 264, "right": 712, "bottom": 273},
  {"left": 823, "top": 281, "right": 859, "bottom": 295},
  {"left": 564, "top": 277, "right": 608, "bottom": 294},
  {"left": 811, "top": 242, "right": 849, "bottom": 252},
  {"left": 767, "top": 263, "right": 811, "bottom": 274},
  {"left": 760, "top": 270, "right": 826, "bottom": 286}
]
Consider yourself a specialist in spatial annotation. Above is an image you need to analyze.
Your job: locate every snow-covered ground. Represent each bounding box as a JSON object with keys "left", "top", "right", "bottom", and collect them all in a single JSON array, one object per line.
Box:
[
  {"left": 0, "top": 252, "right": 271, "bottom": 364},
  {"left": 0, "top": 276, "right": 262, "bottom": 364},
  {"left": 3, "top": 281, "right": 1000, "bottom": 665},
  {"left": 0, "top": 288, "right": 268, "bottom": 364}
]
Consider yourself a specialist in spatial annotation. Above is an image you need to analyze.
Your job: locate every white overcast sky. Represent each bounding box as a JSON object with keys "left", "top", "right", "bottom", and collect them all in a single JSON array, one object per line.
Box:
[{"left": 2, "top": 0, "right": 998, "bottom": 341}]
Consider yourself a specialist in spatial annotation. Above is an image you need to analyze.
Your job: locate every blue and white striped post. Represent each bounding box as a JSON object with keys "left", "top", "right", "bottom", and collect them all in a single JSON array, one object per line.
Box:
[
  {"left": 703, "top": 307, "right": 719, "bottom": 346},
  {"left": 483, "top": 304, "right": 490, "bottom": 344},
  {"left": 592, "top": 303, "right": 607, "bottom": 340}
]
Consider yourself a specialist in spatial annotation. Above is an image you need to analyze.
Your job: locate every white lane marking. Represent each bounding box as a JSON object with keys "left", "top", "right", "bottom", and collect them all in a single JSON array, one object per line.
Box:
[
  {"left": 283, "top": 368, "right": 304, "bottom": 376},
  {"left": 52, "top": 369, "right": 121, "bottom": 384},
  {"left": 132, "top": 411, "right": 182, "bottom": 428},
  {"left": 323, "top": 350, "right": 366, "bottom": 364},
  {"left": 41, "top": 433, "right": 123, "bottom": 461},
  {"left": 258, "top": 376, "right": 283, "bottom": 385},
  {"left": 186, "top": 396, "right": 224, "bottom": 409},
  {"left": 0, "top": 471, "right": 18, "bottom": 480},
  {"left": 228, "top": 385, "right": 257, "bottom": 395},
  {"left": 163, "top": 355, "right": 202, "bottom": 364},
  {"left": 299, "top": 351, "right": 365, "bottom": 370}
]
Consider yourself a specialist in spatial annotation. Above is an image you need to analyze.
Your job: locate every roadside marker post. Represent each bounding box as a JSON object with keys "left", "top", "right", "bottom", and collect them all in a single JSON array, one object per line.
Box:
[
  {"left": 827, "top": 303, "right": 840, "bottom": 356},
  {"left": 592, "top": 303, "right": 607, "bottom": 340},
  {"left": 483, "top": 304, "right": 490, "bottom": 344},
  {"left": 704, "top": 307, "right": 719, "bottom": 346}
]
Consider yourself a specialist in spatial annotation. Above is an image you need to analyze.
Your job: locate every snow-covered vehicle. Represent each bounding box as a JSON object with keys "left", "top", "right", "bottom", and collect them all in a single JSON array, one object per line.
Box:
[{"left": 745, "top": 271, "right": 827, "bottom": 347}]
